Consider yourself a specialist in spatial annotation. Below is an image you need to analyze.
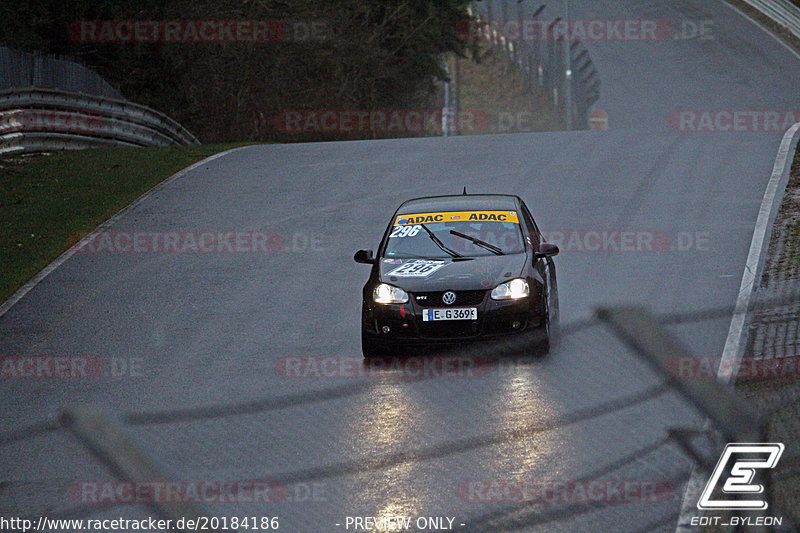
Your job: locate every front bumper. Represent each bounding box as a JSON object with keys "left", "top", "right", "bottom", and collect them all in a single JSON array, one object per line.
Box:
[{"left": 362, "top": 291, "right": 543, "bottom": 345}]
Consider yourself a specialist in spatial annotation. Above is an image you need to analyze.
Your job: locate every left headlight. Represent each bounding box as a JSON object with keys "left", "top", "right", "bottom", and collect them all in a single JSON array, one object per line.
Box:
[
  {"left": 373, "top": 283, "right": 409, "bottom": 304},
  {"left": 490, "top": 278, "right": 530, "bottom": 300}
]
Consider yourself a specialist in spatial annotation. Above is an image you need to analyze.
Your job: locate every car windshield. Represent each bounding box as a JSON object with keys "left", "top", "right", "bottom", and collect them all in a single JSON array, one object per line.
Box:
[{"left": 383, "top": 210, "right": 525, "bottom": 258}]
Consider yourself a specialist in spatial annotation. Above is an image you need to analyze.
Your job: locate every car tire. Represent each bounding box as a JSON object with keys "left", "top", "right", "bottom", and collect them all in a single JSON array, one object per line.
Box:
[
  {"left": 533, "top": 292, "right": 551, "bottom": 356},
  {"left": 536, "top": 313, "right": 550, "bottom": 355}
]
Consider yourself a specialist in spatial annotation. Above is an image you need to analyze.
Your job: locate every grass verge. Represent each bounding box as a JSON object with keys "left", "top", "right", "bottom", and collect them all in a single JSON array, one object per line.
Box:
[
  {"left": 730, "top": 144, "right": 800, "bottom": 530},
  {"left": 0, "top": 143, "right": 252, "bottom": 303},
  {"left": 778, "top": 146, "right": 800, "bottom": 272},
  {"left": 449, "top": 42, "right": 562, "bottom": 134},
  {"left": 735, "top": 378, "right": 800, "bottom": 527}
]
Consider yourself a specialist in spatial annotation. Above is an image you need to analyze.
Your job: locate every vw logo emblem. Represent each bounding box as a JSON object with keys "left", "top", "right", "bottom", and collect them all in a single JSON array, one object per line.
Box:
[{"left": 442, "top": 291, "right": 457, "bottom": 305}]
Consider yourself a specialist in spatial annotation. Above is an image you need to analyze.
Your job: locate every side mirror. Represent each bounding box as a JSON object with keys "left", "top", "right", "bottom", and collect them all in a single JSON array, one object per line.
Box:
[
  {"left": 535, "top": 243, "right": 559, "bottom": 259},
  {"left": 354, "top": 249, "right": 375, "bottom": 264}
]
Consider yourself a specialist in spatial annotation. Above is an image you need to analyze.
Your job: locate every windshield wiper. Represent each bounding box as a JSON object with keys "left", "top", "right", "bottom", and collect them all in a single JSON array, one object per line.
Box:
[
  {"left": 419, "top": 224, "right": 461, "bottom": 258},
  {"left": 449, "top": 230, "right": 504, "bottom": 255}
]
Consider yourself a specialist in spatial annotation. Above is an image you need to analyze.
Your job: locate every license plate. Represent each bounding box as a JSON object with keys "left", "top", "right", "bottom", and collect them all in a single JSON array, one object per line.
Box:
[{"left": 422, "top": 307, "right": 478, "bottom": 321}]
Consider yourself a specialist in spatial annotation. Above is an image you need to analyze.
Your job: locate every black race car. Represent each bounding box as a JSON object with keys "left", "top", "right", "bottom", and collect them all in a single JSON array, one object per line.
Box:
[{"left": 354, "top": 193, "right": 559, "bottom": 358}]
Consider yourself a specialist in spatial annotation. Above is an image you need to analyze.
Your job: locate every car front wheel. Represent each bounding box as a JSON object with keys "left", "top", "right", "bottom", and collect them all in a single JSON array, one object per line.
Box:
[{"left": 533, "top": 291, "right": 550, "bottom": 355}]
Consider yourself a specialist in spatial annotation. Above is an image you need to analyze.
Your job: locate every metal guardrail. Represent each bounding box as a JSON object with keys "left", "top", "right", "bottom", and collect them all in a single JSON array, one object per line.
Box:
[
  {"left": 470, "top": 1, "right": 601, "bottom": 130},
  {"left": 743, "top": 0, "right": 800, "bottom": 38},
  {"left": 0, "top": 88, "right": 199, "bottom": 155},
  {"left": 0, "top": 46, "right": 123, "bottom": 99}
]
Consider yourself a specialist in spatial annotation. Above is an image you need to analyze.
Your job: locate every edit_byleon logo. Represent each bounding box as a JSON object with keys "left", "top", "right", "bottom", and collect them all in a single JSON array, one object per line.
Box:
[{"left": 697, "top": 443, "right": 784, "bottom": 511}]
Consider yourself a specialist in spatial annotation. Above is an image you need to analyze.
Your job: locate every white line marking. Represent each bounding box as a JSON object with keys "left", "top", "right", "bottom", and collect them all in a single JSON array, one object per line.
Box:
[
  {"left": 677, "top": 4, "right": 800, "bottom": 526},
  {"left": 719, "top": 124, "right": 800, "bottom": 382},
  {"left": 675, "top": 122, "right": 800, "bottom": 532},
  {"left": 0, "top": 145, "right": 252, "bottom": 319}
]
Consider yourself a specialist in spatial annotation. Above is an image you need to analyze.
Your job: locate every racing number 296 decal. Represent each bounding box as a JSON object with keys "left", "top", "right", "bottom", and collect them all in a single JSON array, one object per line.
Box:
[
  {"left": 387, "top": 259, "right": 446, "bottom": 278},
  {"left": 389, "top": 224, "right": 421, "bottom": 238}
]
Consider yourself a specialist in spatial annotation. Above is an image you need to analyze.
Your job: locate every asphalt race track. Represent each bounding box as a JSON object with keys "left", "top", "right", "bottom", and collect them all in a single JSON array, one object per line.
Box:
[{"left": 2, "top": 1, "right": 800, "bottom": 532}]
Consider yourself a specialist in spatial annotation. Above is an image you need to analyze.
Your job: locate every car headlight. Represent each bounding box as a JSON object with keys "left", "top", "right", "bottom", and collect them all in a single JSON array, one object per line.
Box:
[
  {"left": 373, "top": 283, "right": 409, "bottom": 304},
  {"left": 491, "top": 278, "right": 530, "bottom": 300}
]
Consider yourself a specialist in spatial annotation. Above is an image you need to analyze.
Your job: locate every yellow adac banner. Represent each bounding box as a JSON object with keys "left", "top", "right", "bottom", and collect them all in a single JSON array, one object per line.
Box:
[{"left": 394, "top": 210, "right": 519, "bottom": 225}]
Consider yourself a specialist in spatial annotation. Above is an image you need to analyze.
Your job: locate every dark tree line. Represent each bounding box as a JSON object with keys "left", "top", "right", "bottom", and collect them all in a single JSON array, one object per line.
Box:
[{"left": 0, "top": 0, "right": 474, "bottom": 142}]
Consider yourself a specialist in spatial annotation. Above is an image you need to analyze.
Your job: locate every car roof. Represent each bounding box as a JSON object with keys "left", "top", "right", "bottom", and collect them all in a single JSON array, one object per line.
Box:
[{"left": 396, "top": 194, "right": 521, "bottom": 215}]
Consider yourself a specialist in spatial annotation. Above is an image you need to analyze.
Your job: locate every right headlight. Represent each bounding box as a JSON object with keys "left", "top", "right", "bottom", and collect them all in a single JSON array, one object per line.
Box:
[
  {"left": 490, "top": 278, "right": 530, "bottom": 300},
  {"left": 373, "top": 283, "right": 409, "bottom": 304}
]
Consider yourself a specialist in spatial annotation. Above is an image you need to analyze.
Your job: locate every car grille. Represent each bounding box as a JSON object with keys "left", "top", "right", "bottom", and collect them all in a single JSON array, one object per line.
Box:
[{"left": 412, "top": 290, "right": 487, "bottom": 308}]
